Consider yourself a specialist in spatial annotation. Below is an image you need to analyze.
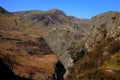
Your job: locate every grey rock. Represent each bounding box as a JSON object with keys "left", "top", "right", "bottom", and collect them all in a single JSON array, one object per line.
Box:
[
  {"left": 43, "top": 27, "right": 74, "bottom": 69},
  {"left": 85, "top": 11, "right": 120, "bottom": 51}
]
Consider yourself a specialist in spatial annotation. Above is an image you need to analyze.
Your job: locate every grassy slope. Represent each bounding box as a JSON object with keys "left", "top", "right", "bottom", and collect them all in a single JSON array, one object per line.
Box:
[{"left": 0, "top": 13, "right": 57, "bottom": 79}]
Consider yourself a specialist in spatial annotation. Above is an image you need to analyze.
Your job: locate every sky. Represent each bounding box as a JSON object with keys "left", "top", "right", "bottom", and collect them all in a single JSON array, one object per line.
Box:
[{"left": 0, "top": 0, "right": 120, "bottom": 19}]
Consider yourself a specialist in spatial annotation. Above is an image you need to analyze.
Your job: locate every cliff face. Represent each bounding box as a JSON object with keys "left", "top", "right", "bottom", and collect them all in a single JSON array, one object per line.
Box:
[
  {"left": 43, "top": 26, "right": 74, "bottom": 69},
  {"left": 85, "top": 11, "right": 120, "bottom": 52},
  {"left": 0, "top": 7, "right": 88, "bottom": 80},
  {"left": 2, "top": 6, "right": 120, "bottom": 80},
  {"left": 43, "top": 25, "right": 86, "bottom": 79}
]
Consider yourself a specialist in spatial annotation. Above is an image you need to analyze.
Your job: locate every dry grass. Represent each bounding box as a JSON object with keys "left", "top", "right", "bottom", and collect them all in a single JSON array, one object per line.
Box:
[
  {"left": 67, "top": 39, "right": 120, "bottom": 80},
  {"left": 0, "top": 14, "right": 57, "bottom": 79}
]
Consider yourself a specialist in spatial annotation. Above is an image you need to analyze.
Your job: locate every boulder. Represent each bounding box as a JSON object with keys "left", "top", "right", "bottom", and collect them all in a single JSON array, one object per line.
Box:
[{"left": 43, "top": 27, "right": 74, "bottom": 69}]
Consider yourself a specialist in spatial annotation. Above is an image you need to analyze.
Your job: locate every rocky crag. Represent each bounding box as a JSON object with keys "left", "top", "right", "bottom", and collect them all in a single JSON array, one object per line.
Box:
[
  {"left": 44, "top": 11, "right": 120, "bottom": 80},
  {"left": 85, "top": 11, "right": 120, "bottom": 52},
  {"left": 1, "top": 6, "right": 119, "bottom": 80},
  {"left": 0, "top": 7, "right": 88, "bottom": 80},
  {"left": 67, "top": 11, "right": 120, "bottom": 80}
]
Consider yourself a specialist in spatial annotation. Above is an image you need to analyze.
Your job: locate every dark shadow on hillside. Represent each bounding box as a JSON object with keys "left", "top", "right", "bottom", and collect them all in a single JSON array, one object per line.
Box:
[
  {"left": 0, "top": 58, "right": 29, "bottom": 80},
  {"left": 54, "top": 60, "right": 66, "bottom": 80},
  {"left": 37, "top": 37, "right": 53, "bottom": 54}
]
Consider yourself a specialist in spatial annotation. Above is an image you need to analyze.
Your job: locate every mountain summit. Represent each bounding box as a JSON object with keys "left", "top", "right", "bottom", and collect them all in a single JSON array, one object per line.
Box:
[
  {"left": 13, "top": 8, "right": 69, "bottom": 26},
  {"left": 0, "top": 7, "right": 11, "bottom": 15}
]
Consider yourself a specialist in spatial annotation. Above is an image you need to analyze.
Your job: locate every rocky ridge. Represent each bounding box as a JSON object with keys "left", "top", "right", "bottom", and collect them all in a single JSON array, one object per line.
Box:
[
  {"left": 0, "top": 7, "right": 89, "bottom": 80},
  {"left": 85, "top": 11, "right": 120, "bottom": 52},
  {"left": 67, "top": 11, "right": 120, "bottom": 80},
  {"left": 1, "top": 6, "right": 120, "bottom": 80}
]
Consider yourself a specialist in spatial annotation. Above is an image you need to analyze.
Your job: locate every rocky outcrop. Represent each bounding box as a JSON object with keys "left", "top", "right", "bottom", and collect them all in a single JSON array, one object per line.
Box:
[
  {"left": 43, "top": 26, "right": 86, "bottom": 79},
  {"left": 68, "top": 16, "right": 90, "bottom": 25},
  {"left": 43, "top": 27, "right": 72, "bottom": 79},
  {"left": 85, "top": 11, "right": 120, "bottom": 51},
  {"left": 13, "top": 8, "right": 90, "bottom": 33},
  {"left": 67, "top": 11, "right": 120, "bottom": 80},
  {"left": 43, "top": 27, "right": 74, "bottom": 69}
]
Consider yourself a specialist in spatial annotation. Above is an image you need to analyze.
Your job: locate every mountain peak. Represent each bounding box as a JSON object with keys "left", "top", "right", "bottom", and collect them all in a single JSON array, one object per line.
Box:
[
  {"left": 49, "top": 8, "right": 59, "bottom": 12},
  {"left": 93, "top": 11, "right": 120, "bottom": 18},
  {"left": 47, "top": 8, "right": 66, "bottom": 16},
  {"left": 0, "top": 7, "right": 7, "bottom": 13},
  {"left": 0, "top": 6, "right": 11, "bottom": 15}
]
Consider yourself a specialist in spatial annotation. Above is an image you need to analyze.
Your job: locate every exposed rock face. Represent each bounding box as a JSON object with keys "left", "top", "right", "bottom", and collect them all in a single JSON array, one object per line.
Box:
[
  {"left": 13, "top": 8, "right": 90, "bottom": 34},
  {"left": 43, "top": 27, "right": 74, "bottom": 77},
  {"left": 43, "top": 27, "right": 74, "bottom": 69},
  {"left": 67, "top": 11, "right": 120, "bottom": 80},
  {"left": 68, "top": 16, "right": 90, "bottom": 25},
  {"left": 13, "top": 9, "right": 69, "bottom": 26},
  {"left": 68, "top": 16, "right": 81, "bottom": 23},
  {"left": 0, "top": 6, "right": 89, "bottom": 80},
  {"left": 43, "top": 26, "right": 86, "bottom": 79},
  {"left": 85, "top": 11, "right": 120, "bottom": 51}
]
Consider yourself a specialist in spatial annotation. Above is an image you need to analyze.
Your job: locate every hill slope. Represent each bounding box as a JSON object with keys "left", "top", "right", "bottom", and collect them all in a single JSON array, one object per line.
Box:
[
  {"left": 67, "top": 11, "right": 120, "bottom": 80},
  {"left": 0, "top": 6, "right": 91, "bottom": 80},
  {"left": 0, "top": 7, "right": 57, "bottom": 80}
]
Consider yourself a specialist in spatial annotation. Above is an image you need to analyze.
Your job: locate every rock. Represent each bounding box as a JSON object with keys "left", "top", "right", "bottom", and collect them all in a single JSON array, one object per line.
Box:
[
  {"left": 106, "top": 69, "right": 114, "bottom": 73},
  {"left": 13, "top": 9, "right": 69, "bottom": 26},
  {"left": 43, "top": 25, "right": 86, "bottom": 79},
  {"left": 43, "top": 26, "right": 74, "bottom": 69},
  {"left": 85, "top": 11, "right": 120, "bottom": 51}
]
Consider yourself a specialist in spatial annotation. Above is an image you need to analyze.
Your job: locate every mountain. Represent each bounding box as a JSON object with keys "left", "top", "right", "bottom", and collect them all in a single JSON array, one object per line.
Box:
[
  {"left": 67, "top": 11, "right": 120, "bottom": 80},
  {"left": 12, "top": 8, "right": 90, "bottom": 40},
  {"left": 0, "top": 7, "right": 12, "bottom": 15},
  {"left": 13, "top": 9, "right": 69, "bottom": 26},
  {"left": 13, "top": 9, "right": 90, "bottom": 33},
  {"left": 0, "top": 7, "right": 57, "bottom": 80},
  {"left": 0, "top": 6, "right": 90, "bottom": 80},
  {"left": 1, "top": 6, "right": 119, "bottom": 80},
  {"left": 68, "top": 16, "right": 90, "bottom": 25}
]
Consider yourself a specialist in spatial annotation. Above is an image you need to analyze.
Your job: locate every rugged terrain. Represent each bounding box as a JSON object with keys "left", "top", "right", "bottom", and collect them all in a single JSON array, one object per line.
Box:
[
  {"left": 0, "top": 7, "right": 57, "bottom": 80},
  {"left": 0, "top": 7, "right": 89, "bottom": 80},
  {"left": 67, "top": 11, "right": 120, "bottom": 80},
  {"left": 0, "top": 6, "right": 120, "bottom": 80}
]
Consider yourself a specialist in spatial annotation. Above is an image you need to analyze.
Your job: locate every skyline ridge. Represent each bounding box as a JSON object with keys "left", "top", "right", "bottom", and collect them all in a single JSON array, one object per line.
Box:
[
  {"left": 0, "top": 0, "right": 120, "bottom": 19},
  {"left": 1, "top": 6, "right": 120, "bottom": 20}
]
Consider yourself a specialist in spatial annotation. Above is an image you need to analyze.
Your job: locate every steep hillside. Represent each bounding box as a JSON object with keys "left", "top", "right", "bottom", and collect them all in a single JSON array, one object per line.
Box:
[
  {"left": 68, "top": 16, "right": 90, "bottom": 31},
  {"left": 0, "top": 6, "right": 91, "bottom": 80},
  {"left": 13, "top": 8, "right": 89, "bottom": 34},
  {"left": 67, "top": 11, "right": 120, "bottom": 80},
  {"left": 13, "top": 9, "right": 69, "bottom": 26},
  {"left": 0, "top": 6, "right": 93, "bottom": 80},
  {"left": 0, "top": 7, "right": 57, "bottom": 80},
  {"left": 0, "top": 7, "right": 12, "bottom": 15}
]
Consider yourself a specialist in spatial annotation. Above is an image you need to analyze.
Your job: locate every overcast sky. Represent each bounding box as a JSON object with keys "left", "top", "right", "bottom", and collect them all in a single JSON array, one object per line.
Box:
[{"left": 0, "top": 0, "right": 120, "bottom": 19}]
